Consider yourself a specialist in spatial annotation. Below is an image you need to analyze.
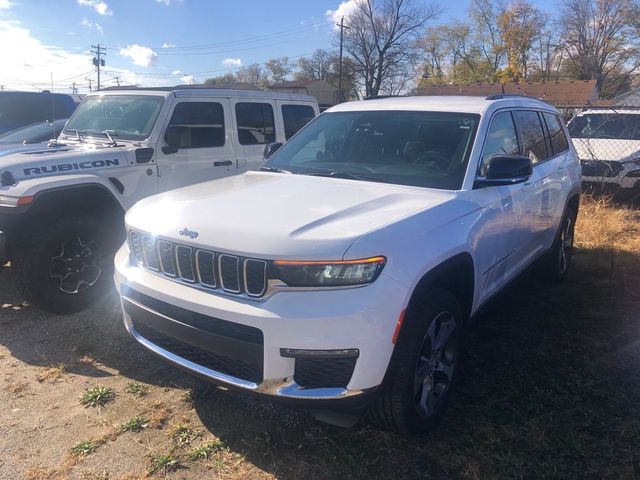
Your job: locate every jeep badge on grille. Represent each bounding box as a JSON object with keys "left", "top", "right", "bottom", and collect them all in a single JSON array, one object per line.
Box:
[{"left": 179, "top": 228, "right": 199, "bottom": 239}]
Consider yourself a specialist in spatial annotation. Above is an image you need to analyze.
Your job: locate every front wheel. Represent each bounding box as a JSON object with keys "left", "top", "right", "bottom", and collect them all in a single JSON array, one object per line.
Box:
[
  {"left": 14, "top": 215, "right": 120, "bottom": 314},
  {"left": 369, "top": 289, "right": 462, "bottom": 435},
  {"left": 539, "top": 206, "right": 577, "bottom": 283}
]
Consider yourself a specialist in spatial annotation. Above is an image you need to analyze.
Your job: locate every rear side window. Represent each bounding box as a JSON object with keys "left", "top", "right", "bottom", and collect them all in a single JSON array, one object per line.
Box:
[
  {"left": 514, "top": 110, "right": 548, "bottom": 164},
  {"left": 543, "top": 113, "right": 569, "bottom": 155},
  {"left": 168, "top": 102, "right": 225, "bottom": 148},
  {"left": 480, "top": 111, "right": 520, "bottom": 174},
  {"left": 282, "top": 104, "right": 315, "bottom": 140},
  {"left": 235, "top": 102, "right": 275, "bottom": 145}
]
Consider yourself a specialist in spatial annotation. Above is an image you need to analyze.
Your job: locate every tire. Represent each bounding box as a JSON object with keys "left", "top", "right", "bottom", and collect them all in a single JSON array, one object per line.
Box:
[
  {"left": 369, "top": 288, "right": 462, "bottom": 436},
  {"left": 14, "top": 214, "right": 121, "bottom": 314},
  {"left": 538, "top": 206, "right": 577, "bottom": 283}
]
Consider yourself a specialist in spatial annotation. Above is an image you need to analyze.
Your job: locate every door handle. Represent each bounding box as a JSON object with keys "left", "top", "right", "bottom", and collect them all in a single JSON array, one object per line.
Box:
[{"left": 213, "top": 160, "right": 233, "bottom": 167}]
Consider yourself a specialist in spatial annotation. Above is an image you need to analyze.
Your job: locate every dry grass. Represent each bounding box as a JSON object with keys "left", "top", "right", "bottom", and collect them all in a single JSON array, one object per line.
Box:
[
  {"left": 576, "top": 194, "right": 640, "bottom": 252},
  {"left": 36, "top": 364, "right": 66, "bottom": 383}
]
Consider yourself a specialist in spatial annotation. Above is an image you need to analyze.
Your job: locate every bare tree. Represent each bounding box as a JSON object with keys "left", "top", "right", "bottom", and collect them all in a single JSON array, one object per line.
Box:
[
  {"left": 203, "top": 73, "right": 238, "bottom": 85},
  {"left": 341, "top": 0, "right": 441, "bottom": 96},
  {"left": 558, "top": 0, "right": 640, "bottom": 93},
  {"left": 470, "top": 0, "right": 505, "bottom": 79},
  {"left": 235, "top": 64, "right": 266, "bottom": 88},
  {"left": 295, "top": 49, "right": 334, "bottom": 81},
  {"left": 264, "top": 57, "right": 292, "bottom": 84}
]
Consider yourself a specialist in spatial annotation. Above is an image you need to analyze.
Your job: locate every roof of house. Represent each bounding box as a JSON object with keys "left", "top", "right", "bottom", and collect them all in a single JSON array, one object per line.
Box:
[
  {"left": 271, "top": 79, "right": 336, "bottom": 89},
  {"left": 415, "top": 80, "right": 599, "bottom": 106}
]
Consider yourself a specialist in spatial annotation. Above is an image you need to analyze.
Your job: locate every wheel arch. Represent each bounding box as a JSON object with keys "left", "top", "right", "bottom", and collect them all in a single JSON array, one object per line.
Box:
[{"left": 407, "top": 252, "right": 475, "bottom": 325}]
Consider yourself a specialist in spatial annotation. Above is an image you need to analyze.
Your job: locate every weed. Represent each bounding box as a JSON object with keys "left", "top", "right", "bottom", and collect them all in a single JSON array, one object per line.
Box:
[
  {"left": 124, "top": 381, "right": 148, "bottom": 398},
  {"left": 148, "top": 454, "right": 179, "bottom": 475},
  {"left": 169, "top": 423, "right": 200, "bottom": 447},
  {"left": 71, "top": 441, "right": 96, "bottom": 455},
  {"left": 121, "top": 415, "right": 149, "bottom": 433},
  {"left": 36, "top": 363, "right": 66, "bottom": 383},
  {"left": 80, "top": 386, "right": 115, "bottom": 407},
  {"left": 188, "top": 440, "right": 225, "bottom": 460}
]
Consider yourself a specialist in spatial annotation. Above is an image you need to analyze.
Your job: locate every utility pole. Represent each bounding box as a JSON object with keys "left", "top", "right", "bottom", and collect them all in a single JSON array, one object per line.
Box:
[
  {"left": 0, "top": 85, "right": 4, "bottom": 92},
  {"left": 85, "top": 77, "right": 93, "bottom": 92},
  {"left": 70, "top": 82, "right": 78, "bottom": 94},
  {"left": 91, "top": 44, "right": 106, "bottom": 90},
  {"left": 113, "top": 76, "right": 120, "bottom": 87},
  {"left": 336, "top": 17, "right": 349, "bottom": 103}
]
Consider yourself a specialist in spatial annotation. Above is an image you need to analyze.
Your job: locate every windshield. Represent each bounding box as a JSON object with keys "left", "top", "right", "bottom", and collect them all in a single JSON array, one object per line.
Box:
[
  {"left": 568, "top": 113, "right": 640, "bottom": 140},
  {"left": 0, "top": 119, "right": 66, "bottom": 144},
  {"left": 63, "top": 95, "right": 164, "bottom": 141},
  {"left": 263, "top": 110, "right": 479, "bottom": 189}
]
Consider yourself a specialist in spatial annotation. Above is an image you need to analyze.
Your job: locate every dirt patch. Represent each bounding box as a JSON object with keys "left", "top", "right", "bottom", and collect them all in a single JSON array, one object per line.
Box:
[{"left": 1, "top": 195, "right": 639, "bottom": 479}]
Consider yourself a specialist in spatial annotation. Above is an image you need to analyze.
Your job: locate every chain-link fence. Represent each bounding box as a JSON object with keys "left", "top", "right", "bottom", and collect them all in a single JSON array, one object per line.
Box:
[{"left": 556, "top": 105, "right": 640, "bottom": 198}]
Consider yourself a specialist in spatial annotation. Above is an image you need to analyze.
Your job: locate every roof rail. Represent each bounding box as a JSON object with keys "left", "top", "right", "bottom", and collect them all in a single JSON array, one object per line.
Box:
[
  {"left": 363, "top": 94, "right": 411, "bottom": 100},
  {"left": 485, "top": 93, "right": 541, "bottom": 100}
]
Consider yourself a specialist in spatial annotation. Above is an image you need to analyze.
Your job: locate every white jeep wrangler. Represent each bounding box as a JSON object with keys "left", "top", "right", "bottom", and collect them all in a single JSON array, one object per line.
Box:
[
  {"left": 0, "top": 87, "right": 318, "bottom": 312},
  {"left": 115, "top": 94, "right": 581, "bottom": 434}
]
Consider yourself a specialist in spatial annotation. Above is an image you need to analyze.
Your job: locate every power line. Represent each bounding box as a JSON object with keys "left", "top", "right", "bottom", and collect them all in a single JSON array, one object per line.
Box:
[{"left": 105, "top": 22, "right": 327, "bottom": 52}]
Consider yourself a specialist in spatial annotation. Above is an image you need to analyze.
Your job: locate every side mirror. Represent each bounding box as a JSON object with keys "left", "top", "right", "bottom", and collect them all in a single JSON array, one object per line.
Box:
[
  {"left": 263, "top": 142, "right": 283, "bottom": 160},
  {"left": 162, "top": 125, "right": 187, "bottom": 155},
  {"left": 475, "top": 155, "right": 532, "bottom": 188}
]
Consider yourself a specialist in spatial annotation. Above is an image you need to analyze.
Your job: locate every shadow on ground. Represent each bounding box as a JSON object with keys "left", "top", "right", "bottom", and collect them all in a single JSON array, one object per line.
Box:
[{"left": 1, "top": 243, "right": 639, "bottom": 478}]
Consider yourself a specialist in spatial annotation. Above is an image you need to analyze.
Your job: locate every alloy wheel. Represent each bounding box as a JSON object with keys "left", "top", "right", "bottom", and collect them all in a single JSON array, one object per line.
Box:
[
  {"left": 558, "top": 216, "right": 574, "bottom": 275},
  {"left": 49, "top": 237, "right": 102, "bottom": 294},
  {"left": 413, "top": 311, "right": 458, "bottom": 418}
]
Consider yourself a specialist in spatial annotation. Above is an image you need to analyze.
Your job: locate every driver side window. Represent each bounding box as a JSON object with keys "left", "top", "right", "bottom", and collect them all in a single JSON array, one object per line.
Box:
[{"left": 480, "top": 111, "right": 520, "bottom": 176}]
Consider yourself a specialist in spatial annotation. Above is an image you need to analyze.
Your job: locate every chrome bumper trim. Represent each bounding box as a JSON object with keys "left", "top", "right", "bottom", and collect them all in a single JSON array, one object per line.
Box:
[{"left": 121, "top": 294, "right": 365, "bottom": 401}]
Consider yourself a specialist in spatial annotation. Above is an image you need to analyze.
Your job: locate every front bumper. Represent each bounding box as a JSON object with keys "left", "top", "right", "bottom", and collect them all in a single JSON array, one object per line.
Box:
[
  {"left": 114, "top": 245, "right": 409, "bottom": 405},
  {"left": 581, "top": 160, "right": 640, "bottom": 190}
]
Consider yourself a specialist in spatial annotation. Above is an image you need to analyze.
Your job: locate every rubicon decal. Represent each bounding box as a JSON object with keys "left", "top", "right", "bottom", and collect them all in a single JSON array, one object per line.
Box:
[{"left": 23, "top": 159, "right": 120, "bottom": 176}]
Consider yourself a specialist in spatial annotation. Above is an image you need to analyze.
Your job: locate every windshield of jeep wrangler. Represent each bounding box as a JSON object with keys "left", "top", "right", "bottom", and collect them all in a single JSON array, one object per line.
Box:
[
  {"left": 262, "top": 110, "right": 479, "bottom": 190},
  {"left": 63, "top": 95, "right": 164, "bottom": 141}
]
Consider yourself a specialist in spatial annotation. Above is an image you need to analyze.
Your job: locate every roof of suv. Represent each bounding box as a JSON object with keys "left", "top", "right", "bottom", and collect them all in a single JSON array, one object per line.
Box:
[
  {"left": 327, "top": 95, "right": 556, "bottom": 115},
  {"left": 86, "top": 87, "right": 316, "bottom": 103}
]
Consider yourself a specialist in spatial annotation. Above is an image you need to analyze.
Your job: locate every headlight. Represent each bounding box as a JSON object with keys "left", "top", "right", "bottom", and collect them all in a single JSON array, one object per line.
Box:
[{"left": 272, "top": 256, "right": 386, "bottom": 287}]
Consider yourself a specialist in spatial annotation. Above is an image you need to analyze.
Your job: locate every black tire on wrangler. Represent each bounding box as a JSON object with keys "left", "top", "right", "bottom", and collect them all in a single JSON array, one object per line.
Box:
[
  {"left": 538, "top": 206, "right": 577, "bottom": 283},
  {"left": 369, "top": 288, "right": 462, "bottom": 436},
  {"left": 14, "top": 214, "right": 121, "bottom": 314}
]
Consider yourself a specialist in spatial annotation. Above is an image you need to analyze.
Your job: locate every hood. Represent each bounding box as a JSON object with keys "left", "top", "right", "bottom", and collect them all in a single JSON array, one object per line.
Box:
[
  {"left": 0, "top": 142, "right": 53, "bottom": 157},
  {"left": 126, "top": 171, "right": 454, "bottom": 260},
  {"left": 0, "top": 141, "right": 135, "bottom": 180},
  {"left": 572, "top": 137, "right": 640, "bottom": 162}
]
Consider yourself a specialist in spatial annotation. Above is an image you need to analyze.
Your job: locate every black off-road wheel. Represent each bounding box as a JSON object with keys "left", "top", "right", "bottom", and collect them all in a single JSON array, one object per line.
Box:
[
  {"left": 539, "top": 206, "right": 577, "bottom": 283},
  {"left": 14, "top": 214, "right": 121, "bottom": 314},
  {"left": 369, "top": 289, "right": 462, "bottom": 436}
]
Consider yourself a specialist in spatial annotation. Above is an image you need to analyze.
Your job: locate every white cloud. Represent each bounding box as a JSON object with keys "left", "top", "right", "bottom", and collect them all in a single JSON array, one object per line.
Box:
[
  {"left": 156, "top": 0, "right": 183, "bottom": 5},
  {"left": 80, "top": 17, "right": 103, "bottom": 33},
  {"left": 77, "top": 0, "right": 113, "bottom": 16},
  {"left": 119, "top": 44, "right": 158, "bottom": 67},
  {"left": 171, "top": 69, "right": 181, "bottom": 75},
  {"left": 0, "top": 20, "right": 187, "bottom": 93},
  {"left": 326, "top": 0, "right": 358, "bottom": 29},
  {"left": 0, "top": 0, "right": 13, "bottom": 10},
  {"left": 162, "top": 42, "right": 175, "bottom": 49},
  {"left": 222, "top": 58, "right": 242, "bottom": 67},
  {"left": 180, "top": 74, "right": 195, "bottom": 84}
]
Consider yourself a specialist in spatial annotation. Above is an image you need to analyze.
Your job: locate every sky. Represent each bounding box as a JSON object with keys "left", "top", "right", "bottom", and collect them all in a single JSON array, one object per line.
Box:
[{"left": 0, "top": 0, "right": 557, "bottom": 94}]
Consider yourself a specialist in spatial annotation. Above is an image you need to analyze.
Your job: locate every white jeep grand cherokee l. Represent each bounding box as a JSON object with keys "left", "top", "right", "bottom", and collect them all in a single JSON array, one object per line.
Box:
[{"left": 115, "top": 95, "right": 581, "bottom": 435}]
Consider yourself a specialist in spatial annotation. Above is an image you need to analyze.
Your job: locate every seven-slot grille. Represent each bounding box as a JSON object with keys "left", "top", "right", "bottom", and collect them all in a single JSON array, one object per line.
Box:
[{"left": 128, "top": 231, "right": 268, "bottom": 297}]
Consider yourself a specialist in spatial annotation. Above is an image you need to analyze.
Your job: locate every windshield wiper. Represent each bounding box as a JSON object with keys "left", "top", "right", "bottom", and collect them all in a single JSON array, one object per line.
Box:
[
  {"left": 102, "top": 130, "right": 119, "bottom": 147},
  {"left": 259, "top": 166, "right": 292, "bottom": 174},
  {"left": 303, "top": 170, "right": 382, "bottom": 182},
  {"left": 66, "top": 128, "right": 84, "bottom": 142}
]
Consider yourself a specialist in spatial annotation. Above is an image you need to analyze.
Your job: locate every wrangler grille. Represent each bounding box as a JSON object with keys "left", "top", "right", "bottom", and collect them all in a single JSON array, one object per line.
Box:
[{"left": 128, "top": 231, "right": 268, "bottom": 298}]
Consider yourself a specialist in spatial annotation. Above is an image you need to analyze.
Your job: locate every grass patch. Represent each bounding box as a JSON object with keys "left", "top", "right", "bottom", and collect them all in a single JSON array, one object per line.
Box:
[
  {"left": 35, "top": 363, "right": 66, "bottom": 383},
  {"left": 188, "top": 440, "right": 225, "bottom": 460},
  {"left": 121, "top": 415, "right": 149, "bottom": 433},
  {"left": 80, "top": 386, "right": 115, "bottom": 408},
  {"left": 71, "top": 441, "right": 96, "bottom": 455},
  {"left": 169, "top": 423, "right": 200, "bottom": 447},
  {"left": 124, "top": 381, "right": 149, "bottom": 398},
  {"left": 148, "top": 454, "right": 180, "bottom": 476}
]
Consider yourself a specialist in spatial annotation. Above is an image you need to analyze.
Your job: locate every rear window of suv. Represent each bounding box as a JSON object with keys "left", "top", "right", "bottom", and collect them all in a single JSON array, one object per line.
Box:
[{"left": 263, "top": 110, "right": 479, "bottom": 190}]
